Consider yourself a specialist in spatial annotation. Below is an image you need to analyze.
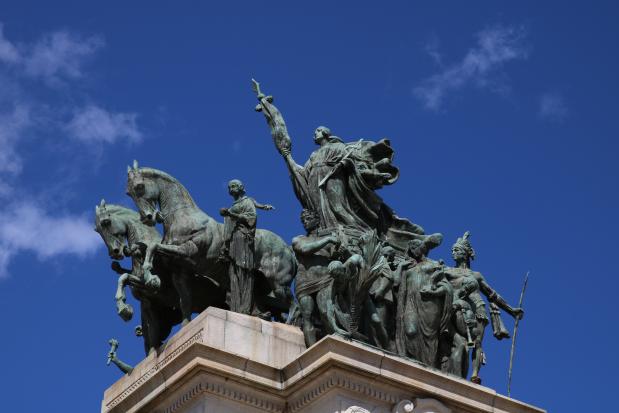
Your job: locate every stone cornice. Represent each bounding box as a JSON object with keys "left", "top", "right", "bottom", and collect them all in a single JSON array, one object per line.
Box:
[
  {"left": 103, "top": 336, "right": 544, "bottom": 413},
  {"left": 102, "top": 309, "right": 545, "bottom": 413}
]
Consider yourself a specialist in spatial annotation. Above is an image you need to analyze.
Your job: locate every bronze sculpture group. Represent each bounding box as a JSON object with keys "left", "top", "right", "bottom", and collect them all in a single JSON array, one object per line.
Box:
[{"left": 97, "top": 81, "right": 523, "bottom": 385}]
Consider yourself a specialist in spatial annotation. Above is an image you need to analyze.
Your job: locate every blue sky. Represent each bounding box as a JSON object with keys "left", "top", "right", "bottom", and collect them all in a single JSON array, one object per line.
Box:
[{"left": 0, "top": 1, "right": 617, "bottom": 411}]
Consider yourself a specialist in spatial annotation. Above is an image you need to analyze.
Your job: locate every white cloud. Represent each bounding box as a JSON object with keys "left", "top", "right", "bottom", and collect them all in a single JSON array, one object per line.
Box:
[
  {"left": 0, "top": 24, "right": 103, "bottom": 85},
  {"left": 0, "top": 104, "right": 32, "bottom": 175},
  {"left": 424, "top": 34, "right": 443, "bottom": 67},
  {"left": 66, "top": 105, "right": 142, "bottom": 144},
  {"left": 539, "top": 93, "right": 568, "bottom": 121},
  {"left": 415, "top": 25, "right": 528, "bottom": 110},
  {"left": 0, "top": 24, "right": 20, "bottom": 64},
  {"left": 0, "top": 24, "right": 140, "bottom": 179},
  {"left": 0, "top": 23, "right": 142, "bottom": 279},
  {"left": 24, "top": 31, "right": 103, "bottom": 85},
  {"left": 0, "top": 201, "right": 100, "bottom": 278}
]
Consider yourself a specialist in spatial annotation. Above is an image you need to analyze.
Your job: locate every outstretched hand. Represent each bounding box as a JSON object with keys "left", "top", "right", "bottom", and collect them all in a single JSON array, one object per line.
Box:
[
  {"left": 513, "top": 308, "right": 525, "bottom": 320},
  {"left": 219, "top": 208, "right": 229, "bottom": 217},
  {"left": 107, "top": 351, "right": 117, "bottom": 365}
]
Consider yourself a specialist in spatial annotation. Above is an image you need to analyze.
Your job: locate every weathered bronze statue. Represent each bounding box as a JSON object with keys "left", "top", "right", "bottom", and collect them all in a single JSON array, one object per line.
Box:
[
  {"left": 252, "top": 80, "right": 429, "bottom": 255},
  {"left": 125, "top": 162, "right": 295, "bottom": 323},
  {"left": 219, "top": 179, "right": 273, "bottom": 315},
  {"left": 95, "top": 200, "right": 226, "bottom": 354},
  {"left": 97, "top": 81, "right": 528, "bottom": 387},
  {"left": 292, "top": 209, "right": 346, "bottom": 346},
  {"left": 364, "top": 245, "right": 398, "bottom": 351},
  {"left": 107, "top": 339, "right": 133, "bottom": 375},
  {"left": 438, "top": 232, "right": 524, "bottom": 383},
  {"left": 395, "top": 235, "right": 451, "bottom": 367}
]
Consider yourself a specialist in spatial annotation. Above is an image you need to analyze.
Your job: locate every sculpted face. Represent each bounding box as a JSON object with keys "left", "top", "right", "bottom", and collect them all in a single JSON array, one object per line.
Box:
[
  {"left": 451, "top": 245, "right": 468, "bottom": 263},
  {"left": 127, "top": 170, "right": 160, "bottom": 226},
  {"left": 381, "top": 246, "right": 396, "bottom": 264},
  {"left": 407, "top": 240, "right": 426, "bottom": 260},
  {"left": 313, "top": 126, "right": 331, "bottom": 145},
  {"left": 228, "top": 180, "right": 244, "bottom": 198},
  {"left": 328, "top": 260, "right": 347, "bottom": 282},
  {"left": 95, "top": 209, "right": 126, "bottom": 260},
  {"left": 300, "top": 210, "right": 320, "bottom": 233}
]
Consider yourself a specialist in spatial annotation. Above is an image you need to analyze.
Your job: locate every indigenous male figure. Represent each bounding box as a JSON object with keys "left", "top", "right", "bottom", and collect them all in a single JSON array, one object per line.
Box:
[
  {"left": 440, "top": 231, "right": 524, "bottom": 384},
  {"left": 219, "top": 179, "right": 272, "bottom": 314},
  {"left": 292, "top": 209, "right": 347, "bottom": 346}
]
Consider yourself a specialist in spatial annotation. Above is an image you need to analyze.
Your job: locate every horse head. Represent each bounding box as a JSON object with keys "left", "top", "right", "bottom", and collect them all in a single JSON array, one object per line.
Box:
[
  {"left": 95, "top": 199, "right": 129, "bottom": 260},
  {"left": 126, "top": 160, "right": 162, "bottom": 227}
]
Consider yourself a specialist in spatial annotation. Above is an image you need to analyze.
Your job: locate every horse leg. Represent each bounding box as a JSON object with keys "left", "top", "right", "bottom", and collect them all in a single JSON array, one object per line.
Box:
[
  {"left": 140, "top": 300, "right": 160, "bottom": 355},
  {"left": 142, "top": 244, "right": 161, "bottom": 290},
  {"left": 149, "top": 241, "right": 198, "bottom": 263},
  {"left": 115, "top": 273, "right": 134, "bottom": 321},
  {"left": 172, "top": 272, "right": 193, "bottom": 326}
]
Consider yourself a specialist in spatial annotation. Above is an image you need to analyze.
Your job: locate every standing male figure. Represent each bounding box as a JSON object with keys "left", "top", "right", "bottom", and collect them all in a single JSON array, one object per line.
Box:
[
  {"left": 441, "top": 231, "right": 524, "bottom": 383},
  {"left": 292, "top": 209, "right": 347, "bottom": 346},
  {"left": 219, "top": 179, "right": 271, "bottom": 314}
]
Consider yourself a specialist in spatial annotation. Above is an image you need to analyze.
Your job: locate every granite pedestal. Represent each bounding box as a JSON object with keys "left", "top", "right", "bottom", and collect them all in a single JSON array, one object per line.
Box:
[{"left": 102, "top": 307, "right": 544, "bottom": 413}]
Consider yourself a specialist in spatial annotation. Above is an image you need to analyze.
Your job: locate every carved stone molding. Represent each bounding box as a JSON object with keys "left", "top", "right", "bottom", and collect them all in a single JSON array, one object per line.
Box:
[
  {"left": 159, "top": 375, "right": 286, "bottom": 413},
  {"left": 413, "top": 398, "right": 452, "bottom": 413},
  {"left": 106, "top": 329, "right": 204, "bottom": 410},
  {"left": 163, "top": 382, "right": 203, "bottom": 413},
  {"left": 392, "top": 400, "right": 415, "bottom": 413},
  {"left": 287, "top": 370, "right": 402, "bottom": 412},
  {"left": 344, "top": 407, "right": 372, "bottom": 413}
]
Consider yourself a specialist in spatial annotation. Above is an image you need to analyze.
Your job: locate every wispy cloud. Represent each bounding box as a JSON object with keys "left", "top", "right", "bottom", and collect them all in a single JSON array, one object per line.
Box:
[
  {"left": 0, "top": 23, "right": 141, "bottom": 177},
  {"left": 0, "top": 24, "right": 20, "bottom": 64},
  {"left": 424, "top": 34, "right": 443, "bottom": 67},
  {"left": 0, "top": 202, "right": 99, "bottom": 278},
  {"left": 0, "top": 24, "right": 103, "bottom": 85},
  {"left": 0, "top": 104, "right": 32, "bottom": 175},
  {"left": 67, "top": 105, "right": 142, "bottom": 144},
  {"left": 0, "top": 23, "right": 141, "bottom": 277},
  {"left": 539, "top": 92, "right": 568, "bottom": 121},
  {"left": 415, "top": 25, "right": 528, "bottom": 110},
  {"left": 24, "top": 31, "right": 104, "bottom": 85}
]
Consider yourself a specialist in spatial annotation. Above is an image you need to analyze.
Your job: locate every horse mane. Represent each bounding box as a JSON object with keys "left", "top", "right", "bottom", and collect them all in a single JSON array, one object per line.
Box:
[
  {"left": 95, "top": 203, "right": 140, "bottom": 226},
  {"left": 103, "top": 204, "right": 140, "bottom": 219},
  {"left": 137, "top": 167, "right": 197, "bottom": 207},
  {"left": 138, "top": 167, "right": 181, "bottom": 184}
]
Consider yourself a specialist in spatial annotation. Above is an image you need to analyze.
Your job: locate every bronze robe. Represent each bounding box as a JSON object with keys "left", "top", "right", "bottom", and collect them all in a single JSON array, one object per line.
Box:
[{"left": 225, "top": 196, "right": 257, "bottom": 269}]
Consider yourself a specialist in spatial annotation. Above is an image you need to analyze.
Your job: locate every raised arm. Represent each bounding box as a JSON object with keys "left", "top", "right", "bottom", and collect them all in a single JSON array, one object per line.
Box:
[
  {"left": 252, "top": 199, "right": 274, "bottom": 211},
  {"left": 292, "top": 234, "right": 338, "bottom": 256},
  {"left": 475, "top": 273, "right": 524, "bottom": 319},
  {"left": 253, "top": 80, "right": 315, "bottom": 208}
]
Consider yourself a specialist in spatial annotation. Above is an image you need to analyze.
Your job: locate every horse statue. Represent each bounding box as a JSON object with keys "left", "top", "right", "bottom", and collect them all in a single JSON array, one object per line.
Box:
[
  {"left": 94, "top": 200, "right": 227, "bottom": 354},
  {"left": 125, "top": 161, "right": 297, "bottom": 325}
]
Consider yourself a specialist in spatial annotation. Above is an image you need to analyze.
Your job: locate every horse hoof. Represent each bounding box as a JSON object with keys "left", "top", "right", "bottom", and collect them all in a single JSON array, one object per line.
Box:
[{"left": 118, "top": 303, "right": 134, "bottom": 321}]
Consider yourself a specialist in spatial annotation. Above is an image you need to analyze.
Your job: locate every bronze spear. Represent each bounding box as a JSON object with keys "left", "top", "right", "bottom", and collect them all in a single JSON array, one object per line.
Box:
[{"left": 507, "top": 271, "right": 529, "bottom": 398}]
